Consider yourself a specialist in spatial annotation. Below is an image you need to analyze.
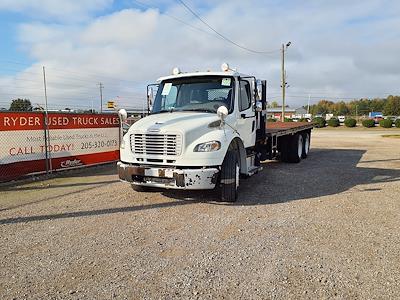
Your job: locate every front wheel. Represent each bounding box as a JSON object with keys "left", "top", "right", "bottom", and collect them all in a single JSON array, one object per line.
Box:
[{"left": 219, "top": 151, "right": 239, "bottom": 202}]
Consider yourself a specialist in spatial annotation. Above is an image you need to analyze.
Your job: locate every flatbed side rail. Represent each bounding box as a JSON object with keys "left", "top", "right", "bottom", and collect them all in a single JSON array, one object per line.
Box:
[{"left": 265, "top": 123, "right": 313, "bottom": 138}]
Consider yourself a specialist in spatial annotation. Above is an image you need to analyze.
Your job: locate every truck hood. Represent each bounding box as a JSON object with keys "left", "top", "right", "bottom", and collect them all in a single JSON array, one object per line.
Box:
[{"left": 129, "top": 112, "right": 220, "bottom": 146}]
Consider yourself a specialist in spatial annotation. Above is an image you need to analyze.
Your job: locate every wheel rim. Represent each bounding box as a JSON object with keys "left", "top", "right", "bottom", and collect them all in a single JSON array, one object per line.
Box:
[
  {"left": 235, "top": 163, "right": 240, "bottom": 190},
  {"left": 304, "top": 134, "right": 310, "bottom": 155},
  {"left": 297, "top": 135, "right": 303, "bottom": 158}
]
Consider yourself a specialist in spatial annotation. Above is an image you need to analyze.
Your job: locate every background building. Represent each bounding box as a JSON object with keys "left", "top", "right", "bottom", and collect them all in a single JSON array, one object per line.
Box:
[{"left": 267, "top": 107, "right": 309, "bottom": 120}]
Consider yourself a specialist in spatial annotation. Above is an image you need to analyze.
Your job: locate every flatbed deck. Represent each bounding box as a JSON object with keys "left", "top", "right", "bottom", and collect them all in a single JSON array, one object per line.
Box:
[{"left": 266, "top": 122, "right": 313, "bottom": 137}]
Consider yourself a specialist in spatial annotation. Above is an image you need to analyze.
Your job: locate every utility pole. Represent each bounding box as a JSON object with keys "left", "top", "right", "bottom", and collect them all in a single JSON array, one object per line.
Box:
[
  {"left": 307, "top": 94, "right": 311, "bottom": 114},
  {"left": 98, "top": 83, "right": 104, "bottom": 113},
  {"left": 281, "top": 42, "right": 291, "bottom": 122}
]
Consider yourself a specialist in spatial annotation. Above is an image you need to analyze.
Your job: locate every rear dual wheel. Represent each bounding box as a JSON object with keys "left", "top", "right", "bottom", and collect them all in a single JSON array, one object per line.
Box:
[
  {"left": 301, "top": 132, "right": 310, "bottom": 159},
  {"left": 289, "top": 134, "right": 303, "bottom": 163},
  {"left": 281, "top": 133, "right": 308, "bottom": 163}
]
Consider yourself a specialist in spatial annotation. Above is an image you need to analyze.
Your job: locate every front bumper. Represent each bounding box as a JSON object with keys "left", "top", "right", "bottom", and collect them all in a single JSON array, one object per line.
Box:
[{"left": 117, "top": 161, "right": 219, "bottom": 190}]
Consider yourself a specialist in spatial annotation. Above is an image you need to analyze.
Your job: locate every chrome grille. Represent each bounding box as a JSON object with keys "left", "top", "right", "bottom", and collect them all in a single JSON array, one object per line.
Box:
[{"left": 130, "top": 133, "right": 182, "bottom": 156}]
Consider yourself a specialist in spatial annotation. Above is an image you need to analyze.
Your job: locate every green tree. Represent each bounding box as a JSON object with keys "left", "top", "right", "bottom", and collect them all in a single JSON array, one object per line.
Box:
[
  {"left": 310, "top": 100, "right": 335, "bottom": 115},
  {"left": 357, "top": 99, "right": 372, "bottom": 116},
  {"left": 269, "top": 101, "right": 279, "bottom": 108},
  {"left": 333, "top": 101, "right": 349, "bottom": 115},
  {"left": 370, "top": 98, "right": 386, "bottom": 112},
  {"left": 9, "top": 98, "right": 33, "bottom": 111},
  {"left": 383, "top": 95, "right": 400, "bottom": 116}
]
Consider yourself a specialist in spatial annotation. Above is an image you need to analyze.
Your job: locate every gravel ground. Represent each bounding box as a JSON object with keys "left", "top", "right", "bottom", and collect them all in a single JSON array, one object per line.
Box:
[{"left": 1, "top": 128, "right": 400, "bottom": 299}]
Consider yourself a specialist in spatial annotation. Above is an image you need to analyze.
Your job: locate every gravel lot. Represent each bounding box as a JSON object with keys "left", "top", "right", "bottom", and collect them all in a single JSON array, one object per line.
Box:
[{"left": 1, "top": 128, "right": 400, "bottom": 299}]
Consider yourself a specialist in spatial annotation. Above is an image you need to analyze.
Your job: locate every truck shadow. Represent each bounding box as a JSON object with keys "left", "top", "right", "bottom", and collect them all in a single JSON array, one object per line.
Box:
[
  {"left": 1, "top": 148, "right": 400, "bottom": 225},
  {"left": 163, "top": 148, "right": 400, "bottom": 204}
]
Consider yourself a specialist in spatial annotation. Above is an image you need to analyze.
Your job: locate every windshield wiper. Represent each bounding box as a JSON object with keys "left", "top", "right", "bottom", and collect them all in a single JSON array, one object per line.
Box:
[
  {"left": 153, "top": 108, "right": 175, "bottom": 114},
  {"left": 182, "top": 108, "right": 216, "bottom": 113}
]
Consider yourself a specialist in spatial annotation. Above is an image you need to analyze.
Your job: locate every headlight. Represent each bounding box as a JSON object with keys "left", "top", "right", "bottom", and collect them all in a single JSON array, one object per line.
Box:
[{"left": 194, "top": 141, "right": 221, "bottom": 152}]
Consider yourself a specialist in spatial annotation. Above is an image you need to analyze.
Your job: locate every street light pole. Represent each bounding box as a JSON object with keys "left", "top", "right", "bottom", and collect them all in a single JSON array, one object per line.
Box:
[
  {"left": 98, "top": 83, "right": 104, "bottom": 113},
  {"left": 281, "top": 42, "right": 291, "bottom": 122},
  {"left": 281, "top": 44, "right": 285, "bottom": 122}
]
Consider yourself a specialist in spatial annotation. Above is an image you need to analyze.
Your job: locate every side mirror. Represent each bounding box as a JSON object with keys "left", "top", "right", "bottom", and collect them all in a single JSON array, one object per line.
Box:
[
  {"left": 147, "top": 86, "right": 154, "bottom": 114},
  {"left": 147, "top": 87, "right": 154, "bottom": 102},
  {"left": 261, "top": 80, "right": 267, "bottom": 107},
  {"left": 255, "top": 101, "right": 263, "bottom": 112},
  {"left": 217, "top": 106, "right": 228, "bottom": 120},
  {"left": 118, "top": 108, "right": 128, "bottom": 122},
  {"left": 146, "top": 84, "right": 159, "bottom": 115}
]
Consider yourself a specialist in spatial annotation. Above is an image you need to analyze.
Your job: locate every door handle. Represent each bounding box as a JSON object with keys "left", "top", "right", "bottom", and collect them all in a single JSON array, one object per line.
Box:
[{"left": 241, "top": 114, "right": 246, "bottom": 119}]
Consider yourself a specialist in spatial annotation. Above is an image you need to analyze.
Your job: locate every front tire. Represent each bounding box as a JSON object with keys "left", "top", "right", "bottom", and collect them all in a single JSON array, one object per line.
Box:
[{"left": 220, "top": 151, "right": 239, "bottom": 202}]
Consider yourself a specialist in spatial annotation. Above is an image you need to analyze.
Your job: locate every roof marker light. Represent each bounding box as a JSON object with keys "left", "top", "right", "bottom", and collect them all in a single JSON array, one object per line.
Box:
[
  {"left": 172, "top": 67, "right": 181, "bottom": 75},
  {"left": 221, "top": 62, "right": 230, "bottom": 72}
]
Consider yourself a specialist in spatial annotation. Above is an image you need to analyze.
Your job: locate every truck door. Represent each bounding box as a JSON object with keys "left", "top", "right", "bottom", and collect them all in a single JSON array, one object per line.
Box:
[{"left": 236, "top": 79, "right": 256, "bottom": 148}]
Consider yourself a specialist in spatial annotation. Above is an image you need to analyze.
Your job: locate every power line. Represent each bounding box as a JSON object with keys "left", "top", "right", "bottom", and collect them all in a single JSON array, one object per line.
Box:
[
  {"left": 131, "top": 0, "right": 218, "bottom": 38},
  {"left": 134, "top": 0, "right": 280, "bottom": 56},
  {"left": 177, "top": 0, "right": 280, "bottom": 55}
]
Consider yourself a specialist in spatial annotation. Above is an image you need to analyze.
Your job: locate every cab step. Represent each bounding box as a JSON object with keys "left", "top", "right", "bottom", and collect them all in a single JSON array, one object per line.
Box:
[
  {"left": 247, "top": 165, "right": 263, "bottom": 176},
  {"left": 246, "top": 153, "right": 263, "bottom": 176}
]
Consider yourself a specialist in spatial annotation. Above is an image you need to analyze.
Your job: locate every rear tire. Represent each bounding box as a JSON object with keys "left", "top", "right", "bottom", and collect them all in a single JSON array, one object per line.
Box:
[
  {"left": 301, "top": 132, "right": 310, "bottom": 159},
  {"left": 287, "top": 134, "right": 303, "bottom": 163},
  {"left": 220, "top": 151, "right": 239, "bottom": 202},
  {"left": 279, "top": 136, "right": 290, "bottom": 162}
]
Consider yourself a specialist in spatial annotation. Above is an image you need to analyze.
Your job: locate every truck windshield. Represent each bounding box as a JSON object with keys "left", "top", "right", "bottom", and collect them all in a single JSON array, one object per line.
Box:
[{"left": 152, "top": 76, "right": 234, "bottom": 114}]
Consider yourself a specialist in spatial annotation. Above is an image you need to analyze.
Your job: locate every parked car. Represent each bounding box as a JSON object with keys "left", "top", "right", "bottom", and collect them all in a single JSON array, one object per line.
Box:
[
  {"left": 338, "top": 116, "right": 346, "bottom": 123},
  {"left": 325, "top": 114, "right": 334, "bottom": 121},
  {"left": 373, "top": 116, "right": 383, "bottom": 124}
]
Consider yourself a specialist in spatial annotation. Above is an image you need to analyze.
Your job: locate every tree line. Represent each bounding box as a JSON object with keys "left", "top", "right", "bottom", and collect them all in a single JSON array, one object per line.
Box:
[
  {"left": 5, "top": 96, "right": 400, "bottom": 116},
  {"left": 6, "top": 98, "right": 94, "bottom": 113},
  {"left": 308, "top": 95, "right": 400, "bottom": 116},
  {"left": 8, "top": 98, "right": 33, "bottom": 111}
]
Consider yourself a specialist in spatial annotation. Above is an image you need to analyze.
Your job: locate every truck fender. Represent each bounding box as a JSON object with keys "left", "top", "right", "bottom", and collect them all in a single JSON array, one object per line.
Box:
[{"left": 226, "top": 137, "right": 247, "bottom": 174}]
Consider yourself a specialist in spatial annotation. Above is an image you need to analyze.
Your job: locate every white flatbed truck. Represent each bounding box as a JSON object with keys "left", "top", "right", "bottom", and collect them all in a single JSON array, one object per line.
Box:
[{"left": 117, "top": 64, "right": 313, "bottom": 202}]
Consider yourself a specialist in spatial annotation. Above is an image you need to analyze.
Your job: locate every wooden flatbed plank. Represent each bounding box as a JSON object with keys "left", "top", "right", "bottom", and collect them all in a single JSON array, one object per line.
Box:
[
  {"left": 265, "top": 121, "right": 313, "bottom": 136},
  {"left": 267, "top": 121, "right": 310, "bottom": 129}
]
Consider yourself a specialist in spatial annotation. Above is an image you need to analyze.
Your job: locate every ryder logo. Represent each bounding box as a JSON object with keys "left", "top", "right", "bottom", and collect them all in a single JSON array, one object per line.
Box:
[{"left": 61, "top": 159, "right": 83, "bottom": 168}]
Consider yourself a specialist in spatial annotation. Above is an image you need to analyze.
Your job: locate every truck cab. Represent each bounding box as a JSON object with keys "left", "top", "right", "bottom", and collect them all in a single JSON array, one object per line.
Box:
[{"left": 117, "top": 64, "right": 312, "bottom": 202}]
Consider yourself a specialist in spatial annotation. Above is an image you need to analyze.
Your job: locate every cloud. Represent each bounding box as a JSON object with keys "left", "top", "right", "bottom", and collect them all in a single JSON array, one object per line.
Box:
[
  {"left": 1, "top": 0, "right": 400, "bottom": 110},
  {"left": 80, "top": 9, "right": 158, "bottom": 47}
]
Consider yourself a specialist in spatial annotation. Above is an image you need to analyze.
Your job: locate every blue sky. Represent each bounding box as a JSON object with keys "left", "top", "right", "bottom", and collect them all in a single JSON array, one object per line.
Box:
[
  {"left": 0, "top": 11, "right": 33, "bottom": 72},
  {"left": 0, "top": 0, "right": 399, "bottom": 110}
]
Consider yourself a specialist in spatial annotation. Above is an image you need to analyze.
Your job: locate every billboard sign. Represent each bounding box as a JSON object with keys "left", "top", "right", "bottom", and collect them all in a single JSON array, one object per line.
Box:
[{"left": 0, "top": 112, "right": 120, "bottom": 181}]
